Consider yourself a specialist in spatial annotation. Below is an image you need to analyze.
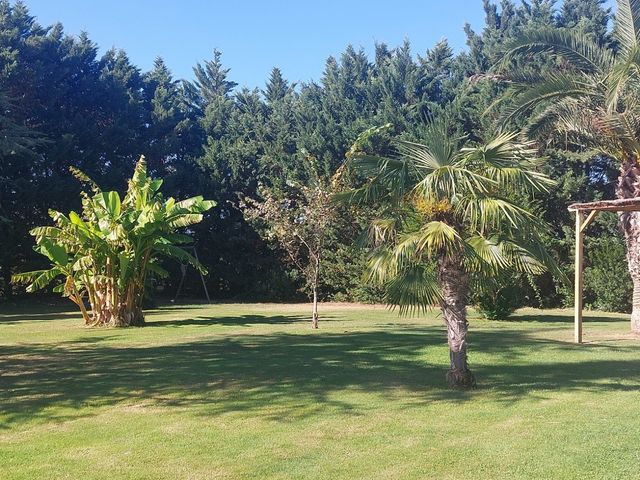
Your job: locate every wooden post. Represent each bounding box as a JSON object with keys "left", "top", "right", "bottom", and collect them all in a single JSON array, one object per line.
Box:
[{"left": 574, "top": 210, "right": 584, "bottom": 344}]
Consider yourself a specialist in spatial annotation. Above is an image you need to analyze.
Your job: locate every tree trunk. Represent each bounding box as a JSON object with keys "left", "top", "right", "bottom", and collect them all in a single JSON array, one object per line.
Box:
[
  {"left": 310, "top": 255, "right": 320, "bottom": 329},
  {"left": 89, "top": 304, "right": 145, "bottom": 327},
  {"left": 85, "top": 280, "right": 145, "bottom": 327},
  {"left": 311, "top": 286, "right": 319, "bottom": 329},
  {"left": 2, "top": 261, "right": 13, "bottom": 300},
  {"left": 616, "top": 158, "right": 640, "bottom": 332},
  {"left": 438, "top": 256, "right": 476, "bottom": 388},
  {"left": 115, "top": 306, "right": 145, "bottom": 327},
  {"left": 75, "top": 270, "right": 146, "bottom": 327}
]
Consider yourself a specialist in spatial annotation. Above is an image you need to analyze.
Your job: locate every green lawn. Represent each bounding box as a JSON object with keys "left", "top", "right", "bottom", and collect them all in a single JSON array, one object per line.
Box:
[{"left": 1, "top": 303, "right": 639, "bottom": 479}]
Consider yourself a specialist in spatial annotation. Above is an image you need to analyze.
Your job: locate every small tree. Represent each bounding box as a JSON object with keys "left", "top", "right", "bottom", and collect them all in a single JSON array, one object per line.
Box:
[
  {"left": 13, "top": 156, "right": 215, "bottom": 326},
  {"left": 242, "top": 179, "right": 335, "bottom": 329}
]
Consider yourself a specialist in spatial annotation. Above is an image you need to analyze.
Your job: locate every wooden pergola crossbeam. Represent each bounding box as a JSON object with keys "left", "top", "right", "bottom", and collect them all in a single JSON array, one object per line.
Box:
[
  {"left": 568, "top": 198, "right": 640, "bottom": 212},
  {"left": 568, "top": 197, "right": 640, "bottom": 344}
]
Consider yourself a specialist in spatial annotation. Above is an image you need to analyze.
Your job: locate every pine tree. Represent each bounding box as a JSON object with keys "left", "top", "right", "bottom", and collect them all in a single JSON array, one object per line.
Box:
[
  {"left": 143, "top": 57, "right": 186, "bottom": 177},
  {"left": 557, "top": 0, "right": 611, "bottom": 42},
  {"left": 263, "top": 67, "right": 291, "bottom": 104},
  {"left": 189, "top": 49, "right": 238, "bottom": 107}
]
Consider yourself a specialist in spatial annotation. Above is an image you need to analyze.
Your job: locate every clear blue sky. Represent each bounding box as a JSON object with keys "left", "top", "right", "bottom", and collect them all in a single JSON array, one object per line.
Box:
[{"left": 21, "top": 0, "right": 615, "bottom": 88}]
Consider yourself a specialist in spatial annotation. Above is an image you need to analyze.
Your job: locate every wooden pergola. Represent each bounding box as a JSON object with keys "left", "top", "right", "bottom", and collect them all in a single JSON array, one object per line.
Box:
[{"left": 568, "top": 198, "right": 640, "bottom": 343}]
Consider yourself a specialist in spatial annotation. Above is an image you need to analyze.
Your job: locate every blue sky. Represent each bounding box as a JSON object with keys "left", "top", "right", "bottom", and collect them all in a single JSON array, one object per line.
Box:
[{"left": 22, "top": 0, "right": 615, "bottom": 88}]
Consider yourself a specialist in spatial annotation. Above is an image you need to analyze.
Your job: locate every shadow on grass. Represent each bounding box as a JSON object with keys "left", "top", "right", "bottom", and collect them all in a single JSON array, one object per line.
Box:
[
  {"left": 2, "top": 312, "right": 640, "bottom": 428},
  {"left": 148, "top": 314, "right": 309, "bottom": 327},
  {"left": 0, "top": 307, "right": 82, "bottom": 323},
  {"left": 511, "top": 313, "right": 625, "bottom": 323}
]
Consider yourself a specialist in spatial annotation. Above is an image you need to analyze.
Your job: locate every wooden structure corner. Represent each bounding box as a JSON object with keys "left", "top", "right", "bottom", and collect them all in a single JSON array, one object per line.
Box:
[{"left": 568, "top": 198, "right": 640, "bottom": 344}]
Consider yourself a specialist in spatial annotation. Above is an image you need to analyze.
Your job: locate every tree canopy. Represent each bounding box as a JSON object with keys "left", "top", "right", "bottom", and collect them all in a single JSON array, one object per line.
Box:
[{"left": 0, "top": 0, "right": 627, "bottom": 315}]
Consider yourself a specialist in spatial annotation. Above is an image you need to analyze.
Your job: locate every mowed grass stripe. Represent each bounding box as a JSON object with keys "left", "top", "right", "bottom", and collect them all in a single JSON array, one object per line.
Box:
[{"left": 0, "top": 304, "right": 638, "bottom": 479}]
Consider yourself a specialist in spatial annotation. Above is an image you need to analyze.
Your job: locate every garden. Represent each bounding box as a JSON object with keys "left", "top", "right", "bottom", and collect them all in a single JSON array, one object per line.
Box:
[{"left": 2, "top": 0, "right": 640, "bottom": 478}]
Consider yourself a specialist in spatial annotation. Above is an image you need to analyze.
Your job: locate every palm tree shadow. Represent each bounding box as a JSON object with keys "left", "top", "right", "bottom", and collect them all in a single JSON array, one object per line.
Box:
[{"left": 1, "top": 317, "right": 639, "bottom": 428}]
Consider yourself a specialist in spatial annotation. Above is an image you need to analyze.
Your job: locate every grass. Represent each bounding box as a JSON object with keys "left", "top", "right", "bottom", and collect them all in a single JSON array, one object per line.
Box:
[{"left": 1, "top": 302, "right": 639, "bottom": 479}]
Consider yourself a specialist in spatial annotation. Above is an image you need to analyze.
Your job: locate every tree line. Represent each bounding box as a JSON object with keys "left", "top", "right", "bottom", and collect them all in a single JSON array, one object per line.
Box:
[{"left": 0, "top": 0, "right": 629, "bottom": 315}]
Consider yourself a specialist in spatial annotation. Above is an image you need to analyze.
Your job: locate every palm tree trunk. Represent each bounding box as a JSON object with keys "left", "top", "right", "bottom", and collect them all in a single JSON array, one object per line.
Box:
[
  {"left": 617, "top": 158, "right": 640, "bottom": 332},
  {"left": 438, "top": 256, "right": 476, "bottom": 388}
]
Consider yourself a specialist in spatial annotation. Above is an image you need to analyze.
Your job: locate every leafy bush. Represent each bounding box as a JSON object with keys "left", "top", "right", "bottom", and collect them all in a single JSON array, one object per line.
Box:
[
  {"left": 13, "top": 157, "right": 215, "bottom": 326},
  {"left": 584, "top": 236, "right": 632, "bottom": 313},
  {"left": 474, "top": 284, "right": 523, "bottom": 320},
  {"left": 471, "top": 272, "right": 534, "bottom": 320}
]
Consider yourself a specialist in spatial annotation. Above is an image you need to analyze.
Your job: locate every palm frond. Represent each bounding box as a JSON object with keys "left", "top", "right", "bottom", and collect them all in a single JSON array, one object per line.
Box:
[
  {"left": 602, "top": 109, "right": 640, "bottom": 157},
  {"left": 12, "top": 268, "right": 64, "bottom": 292},
  {"left": 455, "top": 196, "right": 539, "bottom": 233},
  {"left": 462, "top": 132, "right": 554, "bottom": 192},
  {"left": 167, "top": 213, "right": 204, "bottom": 229},
  {"left": 147, "top": 261, "right": 170, "bottom": 279},
  {"left": 499, "top": 241, "right": 547, "bottom": 275},
  {"left": 509, "top": 239, "right": 567, "bottom": 283},
  {"left": 524, "top": 98, "right": 602, "bottom": 144},
  {"left": 334, "top": 154, "right": 412, "bottom": 205},
  {"left": 463, "top": 131, "right": 529, "bottom": 165},
  {"left": 615, "top": 0, "right": 640, "bottom": 53},
  {"left": 464, "top": 235, "right": 561, "bottom": 282},
  {"left": 173, "top": 196, "right": 216, "bottom": 212},
  {"left": 394, "top": 138, "right": 457, "bottom": 171},
  {"left": 500, "top": 27, "right": 614, "bottom": 73},
  {"left": 413, "top": 165, "right": 496, "bottom": 200},
  {"left": 385, "top": 264, "right": 441, "bottom": 315},
  {"left": 500, "top": 73, "right": 597, "bottom": 125},
  {"left": 366, "top": 248, "right": 401, "bottom": 285},
  {"left": 464, "top": 235, "right": 511, "bottom": 272},
  {"left": 366, "top": 218, "right": 398, "bottom": 246},
  {"left": 393, "top": 221, "right": 461, "bottom": 264},
  {"left": 605, "top": 44, "right": 640, "bottom": 111},
  {"left": 490, "top": 166, "right": 554, "bottom": 193}
]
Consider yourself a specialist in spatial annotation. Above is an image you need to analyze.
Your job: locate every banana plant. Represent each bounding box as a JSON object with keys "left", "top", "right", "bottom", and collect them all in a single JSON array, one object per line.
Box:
[{"left": 13, "top": 156, "right": 215, "bottom": 327}]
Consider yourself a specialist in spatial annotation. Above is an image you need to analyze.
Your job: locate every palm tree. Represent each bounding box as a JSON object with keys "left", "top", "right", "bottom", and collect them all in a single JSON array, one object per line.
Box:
[
  {"left": 338, "top": 120, "right": 555, "bottom": 388},
  {"left": 496, "top": 0, "right": 640, "bottom": 331}
]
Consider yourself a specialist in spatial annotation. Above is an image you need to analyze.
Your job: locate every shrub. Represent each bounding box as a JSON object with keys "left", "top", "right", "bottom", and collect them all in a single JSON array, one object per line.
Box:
[
  {"left": 472, "top": 272, "right": 531, "bottom": 320},
  {"left": 13, "top": 157, "right": 215, "bottom": 326},
  {"left": 584, "top": 236, "right": 632, "bottom": 313},
  {"left": 474, "top": 284, "right": 523, "bottom": 320}
]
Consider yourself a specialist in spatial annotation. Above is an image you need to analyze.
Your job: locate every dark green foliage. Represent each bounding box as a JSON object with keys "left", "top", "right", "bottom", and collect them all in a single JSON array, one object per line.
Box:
[
  {"left": 1, "top": 0, "right": 631, "bottom": 313},
  {"left": 189, "top": 49, "right": 238, "bottom": 106},
  {"left": 474, "top": 285, "right": 523, "bottom": 320},
  {"left": 472, "top": 272, "right": 534, "bottom": 320},
  {"left": 584, "top": 235, "right": 633, "bottom": 313},
  {"left": 0, "top": 1, "right": 207, "bottom": 300},
  {"left": 558, "top": 0, "right": 611, "bottom": 42}
]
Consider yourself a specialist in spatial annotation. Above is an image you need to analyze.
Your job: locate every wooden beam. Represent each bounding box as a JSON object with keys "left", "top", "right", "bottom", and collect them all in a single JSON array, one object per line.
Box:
[
  {"left": 568, "top": 197, "right": 640, "bottom": 212},
  {"left": 574, "top": 211, "right": 584, "bottom": 344},
  {"left": 580, "top": 209, "right": 598, "bottom": 233}
]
